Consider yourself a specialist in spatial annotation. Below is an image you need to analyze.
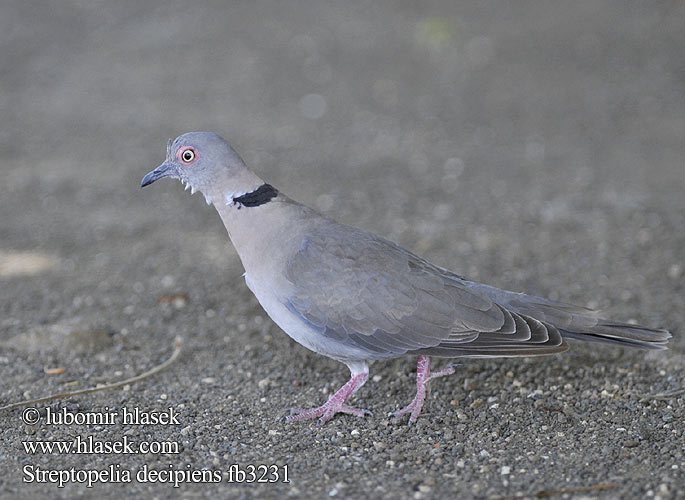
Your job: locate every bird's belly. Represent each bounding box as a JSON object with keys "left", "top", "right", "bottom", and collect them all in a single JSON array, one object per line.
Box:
[{"left": 243, "top": 273, "right": 373, "bottom": 362}]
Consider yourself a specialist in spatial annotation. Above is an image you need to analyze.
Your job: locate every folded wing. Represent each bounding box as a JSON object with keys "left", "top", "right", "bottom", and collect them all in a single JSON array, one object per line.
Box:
[{"left": 284, "top": 223, "right": 571, "bottom": 359}]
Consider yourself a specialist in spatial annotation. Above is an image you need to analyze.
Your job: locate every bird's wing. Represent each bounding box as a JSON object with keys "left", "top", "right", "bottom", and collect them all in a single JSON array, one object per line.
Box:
[{"left": 284, "top": 223, "right": 566, "bottom": 358}]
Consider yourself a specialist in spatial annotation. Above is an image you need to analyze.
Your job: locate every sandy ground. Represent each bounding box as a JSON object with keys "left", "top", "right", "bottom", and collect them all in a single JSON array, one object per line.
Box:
[{"left": 1, "top": 1, "right": 683, "bottom": 498}]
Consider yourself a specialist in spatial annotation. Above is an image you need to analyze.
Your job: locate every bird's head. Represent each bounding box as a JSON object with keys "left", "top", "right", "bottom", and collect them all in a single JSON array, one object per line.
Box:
[{"left": 141, "top": 132, "right": 256, "bottom": 205}]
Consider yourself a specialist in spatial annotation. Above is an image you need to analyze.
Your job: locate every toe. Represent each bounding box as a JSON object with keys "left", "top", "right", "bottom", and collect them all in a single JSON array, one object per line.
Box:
[
  {"left": 391, "top": 402, "right": 415, "bottom": 418},
  {"left": 339, "top": 405, "right": 372, "bottom": 417}
]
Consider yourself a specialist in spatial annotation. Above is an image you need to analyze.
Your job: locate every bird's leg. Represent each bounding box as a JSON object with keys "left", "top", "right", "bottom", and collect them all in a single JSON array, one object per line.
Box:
[
  {"left": 286, "top": 362, "right": 371, "bottom": 424},
  {"left": 392, "top": 355, "right": 456, "bottom": 425}
]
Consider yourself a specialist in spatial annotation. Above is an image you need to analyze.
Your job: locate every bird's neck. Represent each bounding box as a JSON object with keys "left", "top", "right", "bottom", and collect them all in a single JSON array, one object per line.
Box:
[
  {"left": 205, "top": 168, "right": 265, "bottom": 208},
  {"left": 210, "top": 170, "right": 303, "bottom": 274}
]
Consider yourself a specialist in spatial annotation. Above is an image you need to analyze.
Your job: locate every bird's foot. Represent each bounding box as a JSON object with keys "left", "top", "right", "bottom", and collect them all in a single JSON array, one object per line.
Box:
[
  {"left": 392, "top": 356, "right": 456, "bottom": 425},
  {"left": 287, "top": 404, "right": 372, "bottom": 424},
  {"left": 285, "top": 371, "right": 370, "bottom": 425}
]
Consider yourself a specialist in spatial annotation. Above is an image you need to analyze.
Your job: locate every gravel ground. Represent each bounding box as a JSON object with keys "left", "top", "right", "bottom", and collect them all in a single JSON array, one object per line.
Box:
[{"left": 1, "top": 1, "right": 683, "bottom": 499}]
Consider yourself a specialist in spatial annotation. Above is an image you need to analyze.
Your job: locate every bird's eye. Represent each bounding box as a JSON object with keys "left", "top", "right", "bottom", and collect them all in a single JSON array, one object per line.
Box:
[{"left": 182, "top": 149, "right": 195, "bottom": 163}]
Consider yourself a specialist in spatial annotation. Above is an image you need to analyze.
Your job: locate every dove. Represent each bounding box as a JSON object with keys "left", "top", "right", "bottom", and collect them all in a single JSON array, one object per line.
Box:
[{"left": 141, "top": 132, "right": 671, "bottom": 425}]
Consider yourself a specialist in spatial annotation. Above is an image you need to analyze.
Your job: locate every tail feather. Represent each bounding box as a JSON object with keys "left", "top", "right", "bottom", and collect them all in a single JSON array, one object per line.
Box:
[
  {"left": 464, "top": 281, "right": 672, "bottom": 350},
  {"left": 560, "top": 322, "right": 670, "bottom": 350}
]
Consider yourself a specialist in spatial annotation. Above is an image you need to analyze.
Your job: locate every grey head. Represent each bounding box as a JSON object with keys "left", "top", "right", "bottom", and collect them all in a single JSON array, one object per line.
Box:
[{"left": 141, "top": 132, "right": 254, "bottom": 205}]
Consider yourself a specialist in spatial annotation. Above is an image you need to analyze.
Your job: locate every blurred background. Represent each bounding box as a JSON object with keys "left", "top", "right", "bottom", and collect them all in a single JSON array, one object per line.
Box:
[{"left": 1, "top": 1, "right": 683, "bottom": 498}]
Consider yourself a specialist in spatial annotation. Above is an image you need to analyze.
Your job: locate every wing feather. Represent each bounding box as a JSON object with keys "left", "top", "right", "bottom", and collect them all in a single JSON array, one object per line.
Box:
[{"left": 284, "top": 223, "right": 569, "bottom": 358}]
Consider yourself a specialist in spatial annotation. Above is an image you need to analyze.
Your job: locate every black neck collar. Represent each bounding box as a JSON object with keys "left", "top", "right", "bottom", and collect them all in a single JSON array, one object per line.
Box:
[{"left": 232, "top": 184, "right": 278, "bottom": 208}]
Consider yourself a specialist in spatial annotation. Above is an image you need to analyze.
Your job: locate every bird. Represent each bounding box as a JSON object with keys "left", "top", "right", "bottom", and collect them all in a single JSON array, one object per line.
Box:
[{"left": 141, "top": 132, "right": 671, "bottom": 425}]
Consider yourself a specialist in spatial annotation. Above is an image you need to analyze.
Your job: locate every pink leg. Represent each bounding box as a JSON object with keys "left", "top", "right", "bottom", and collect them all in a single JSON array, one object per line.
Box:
[
  {"left": 392, "top": 355, "right": 456, "bottom": 425},
  {"left": 286, "top": 363, "right": 371, "bottom": 425}
]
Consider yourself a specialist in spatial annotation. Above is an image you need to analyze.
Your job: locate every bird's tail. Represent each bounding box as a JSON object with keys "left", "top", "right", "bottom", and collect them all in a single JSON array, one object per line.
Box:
[
  {"left": 558, "top": 321, "right": 670, "bottom": 349},
  {"left": 465, "top": 282, "right": 671, "bottom": 349}
]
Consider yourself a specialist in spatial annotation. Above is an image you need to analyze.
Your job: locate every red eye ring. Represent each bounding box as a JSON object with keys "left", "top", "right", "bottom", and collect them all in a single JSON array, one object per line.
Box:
[{"left": 177, "top": 146, "right": 197, "bottom": 164}]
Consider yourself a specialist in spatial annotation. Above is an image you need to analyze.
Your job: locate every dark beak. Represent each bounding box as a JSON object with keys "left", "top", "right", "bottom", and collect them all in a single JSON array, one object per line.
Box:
[{"left": 141, "top": 161, "right": 175, "bottom": 187}]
